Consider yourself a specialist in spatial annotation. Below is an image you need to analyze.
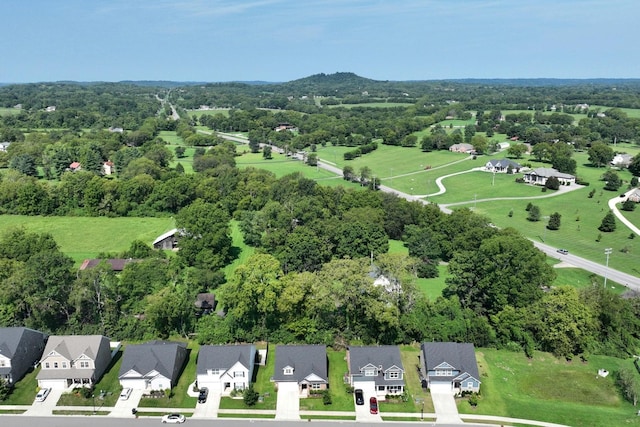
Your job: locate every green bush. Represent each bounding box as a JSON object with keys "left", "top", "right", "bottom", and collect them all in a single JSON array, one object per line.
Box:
[{"left": 243, "top": 385, "right": 259, "bottom": 406}]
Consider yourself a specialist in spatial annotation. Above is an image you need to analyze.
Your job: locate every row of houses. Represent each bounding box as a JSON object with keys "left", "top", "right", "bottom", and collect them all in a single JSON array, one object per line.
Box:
[{"left": 0, "top": 328, "right": 481, "bottom": 398}]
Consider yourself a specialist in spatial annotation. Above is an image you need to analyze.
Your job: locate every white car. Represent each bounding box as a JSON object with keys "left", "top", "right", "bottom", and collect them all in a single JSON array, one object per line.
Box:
[
  {"left": 119, "top": 387, "right": 132, "bottom": 400},
  {"left": 35, "top": 388, "right": 50, "bottom": 402},
  {"left": 161, "top": 413, "right": 186, "bottom": 424}
]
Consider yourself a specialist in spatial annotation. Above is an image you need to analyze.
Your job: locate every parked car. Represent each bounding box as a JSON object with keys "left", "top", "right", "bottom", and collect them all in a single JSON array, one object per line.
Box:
[
  {"left": 120, "top": 387, "right": 132, "bottom": 401},
  {"left": 557, "top": 249, "right": 569, "bottom": 255},
  {"left": 370, "top": 396, "right": 378, "bottom": 414},
  {"left": 354, "top": 388, "right": 364, "bottom": 405},
  {"left": 35, "top": 388, "right": 50, "bottom": 402},
  {"left": 198, "top": 387, "right": 208, "bottom": 403},
  {"left": 161, "top": 413, "right": 186, "bottom": 424}
]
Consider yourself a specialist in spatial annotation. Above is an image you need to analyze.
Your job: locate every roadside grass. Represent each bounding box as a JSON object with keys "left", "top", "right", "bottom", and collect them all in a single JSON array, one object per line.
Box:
[
  {"left": 464, "top": 348, "right": 640, "bottom": 427},
  {"left": 219, "top": 343, "right": 277, "bottom": 411},
  {"left": 0, "top": 215, "right": 175, "bottom": 265},
  {"left": 52, "top": 410, "right": 110, "bottom": 415},
  {"left": 218, "top": 413, "right": 275, "bottom": 418},
  {"left": 57, "top": 350, "right": 123, "bottom": 407},
  {"left": 0, "top": 366, "right": 39, "bottom": 404},
  {"left": 552, "top": 264, "right": 627, "bottom": 294},
  {"left": 300, "top": 349, "right": 354, "bottom": 411}
]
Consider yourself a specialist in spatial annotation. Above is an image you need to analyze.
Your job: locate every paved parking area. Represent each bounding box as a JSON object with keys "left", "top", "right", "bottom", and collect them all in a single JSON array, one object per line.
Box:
[
  {"left": 192, "top": 390, "right": 221, "bottom": 419},
  {"left": 109, "top": 388, "right": 143, "bottom": 418},
  {"left": 23, "top": 388, "right": 63, "bottom": 416}
]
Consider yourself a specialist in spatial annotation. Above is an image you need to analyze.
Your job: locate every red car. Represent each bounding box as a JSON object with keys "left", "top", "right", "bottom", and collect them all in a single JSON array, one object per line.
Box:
[{"left": 369, "top": 396, "right": 378, "bottom": 414}]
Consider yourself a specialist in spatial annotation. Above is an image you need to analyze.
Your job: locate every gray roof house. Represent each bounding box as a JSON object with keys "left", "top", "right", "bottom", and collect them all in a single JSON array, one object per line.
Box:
[
  {"left": 449, "top": 143, "right": 475, "bottom": 153},
  {"left": 485, "top": 159, "right": 521, "bottom": 173},
  {"left": 420, "top": 342, "right": 481, "bottom": 394},
  {"left": 611, "top": 153, "right": 633, "bottom": 168},
  {"left": 0, "top": 327, "right": 48, "bottom": 385},
  {"left": 37, "top": 335, "right": 112, "bottom": 389},
  {"left": 523, "top": 167, "right": 575, "bottom": 186},
  {"left": 273, "top": 345, "right": 328, "bottom": 396},
  {"left": 119, "top": 341, "right": 188, "bottom": 390},
  {"left": 196, "top": 344, "right": 256, "bottom": 394},
  {"left": 348, "top": 345, "right": 405, "bottom": 399},
  {"left": 153, "top": 228, "right": 180, "bottom": 250}
]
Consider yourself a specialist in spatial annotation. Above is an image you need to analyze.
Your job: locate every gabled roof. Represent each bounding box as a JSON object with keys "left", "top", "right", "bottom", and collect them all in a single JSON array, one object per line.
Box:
[
  {"left": 41, "top": 335, "right": 109, "bottom": 362},
  {"left": 79, "top": 258, "right": 137, "bottom": 271},
  {"left": 273, "top": 345, "right": 327, "bottom": 383},
  {"left": 421, "top": 342, "right": 480, "bottom": 382},
  {"left": 526, "top": 167, "right": 574, "bottom": 179},
  {"left": 196, "top": 344, "right": 255, "bottom": 375},
  {"left": 153, "top": 228, "right": 183, "bottom": 245},
  {"left": 349, "top": 345, "right": 404, "bottom": 374},
  {"left": 487, "top": 159, "right": 521, "bottom": 169},
  {"left": 119, "top": 341, "right": 187, "bottom": 381},
  {"left": 0, "top": 327, "right": 47, "bottom": 359}
]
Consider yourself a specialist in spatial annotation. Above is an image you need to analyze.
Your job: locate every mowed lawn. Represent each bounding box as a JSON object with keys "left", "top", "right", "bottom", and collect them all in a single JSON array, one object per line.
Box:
[
  {"left": 0, "top": 215, "right": 175, "bottom": 264},
  {"left": 465, "top": 348, "right": 640, "bottom": 426}
]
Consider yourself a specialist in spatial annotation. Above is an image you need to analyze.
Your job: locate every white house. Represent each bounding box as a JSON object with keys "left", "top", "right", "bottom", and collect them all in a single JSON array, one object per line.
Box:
[
  {"left": 119, "top": 341, "right": 188, "bottom": 390},
  {"left": 523, "top": 167, "right": 575, "bottom": 186},
  {"left": 196, "top": 344, "right": 256, "bottom": 394}
]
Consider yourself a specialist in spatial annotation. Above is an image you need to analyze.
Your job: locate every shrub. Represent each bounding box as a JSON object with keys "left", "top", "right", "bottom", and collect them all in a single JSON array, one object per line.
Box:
[
  {"left": 322, "top": 390, "right": 332, "bottom": 405},
  {"left": 545, "top": 176, "right": 560, "bottom": 190},
  {"left": 598, "top": 211, "right": 617, "bottom": 232},
  {"left": 588, "top": 189, "right": 596, "bottom": 198},
  {"left": 468, "top": 393, "right": 479, "bottom": 407},
  {"left": 243, "top": 385, "right": 259, "bottom": 406}
]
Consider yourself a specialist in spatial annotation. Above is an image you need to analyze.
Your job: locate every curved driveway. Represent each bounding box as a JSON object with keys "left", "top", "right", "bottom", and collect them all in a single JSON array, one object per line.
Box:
[{"left": 608, "top": 189, "right": 640, "bottom": 236}]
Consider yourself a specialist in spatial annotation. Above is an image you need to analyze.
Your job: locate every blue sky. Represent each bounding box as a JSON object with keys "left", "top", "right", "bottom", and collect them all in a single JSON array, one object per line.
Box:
[{"left": 2, "top": 0, "right": 639, "bottom": 83}]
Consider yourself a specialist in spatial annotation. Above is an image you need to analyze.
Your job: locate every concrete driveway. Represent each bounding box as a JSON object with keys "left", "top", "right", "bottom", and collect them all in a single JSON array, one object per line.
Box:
[
  {"left": 275, "top": 382, "right": 300, "bottom": 420},
  {"left": 23, "top": 388, "right": 63, "bottom": 416},
  {"left": 429, "top": 383, "right": 462, "bottom": 424},
  {"left": 192, "top": 390, "right": 221, "bottom": 419},
  {"left": 354, "top": 382, "right": 381, "bottom": 422},
  {"left": 108, "top": 388, "right": 143, "bottom": 418}
]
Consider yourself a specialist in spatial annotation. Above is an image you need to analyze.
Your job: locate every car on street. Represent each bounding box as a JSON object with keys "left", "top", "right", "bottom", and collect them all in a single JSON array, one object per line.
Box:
[
  {"left": 161, "top": 413, "right": 186, "bottom": 423},
  {"left": 557, "top": 249, "right": 569, "bottom": 255},
  {"left": 197, "top": 387, "right": 208, "bottom": 403},
  {"left": 370, "top": 396, "right": 378, "bottom": 414},
  {"left": 354, "top": 388, "right": 364, "bottom": 405},
  {"left": 35, "top": 388, "right": 50, "bottom": 402},
  {"left": 120, "top": 387, "right": 132, "bottom": 401}
]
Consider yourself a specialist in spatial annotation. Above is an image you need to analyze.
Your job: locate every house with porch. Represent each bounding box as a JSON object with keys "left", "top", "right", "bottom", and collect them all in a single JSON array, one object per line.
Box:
[
  {"left": 523, "top": 167, "right": 575, "bottom": 186},
  {"left": 37, "top": 335, "right": 112, "bottom": 390},
  {"left": 196, "top": 344, "right": 256, "bottom": 394},
  {"left": 420, "top": 342, "right": 481, "bottom": 394},
  {"left": 0, "top": 327, "right": 48, "bottom": 386},
  {"left": 347, "top": 345, "right": 405, "bottom": 400},
  {"left": 272, "top": 345, "right": 327, "bottom": 396},
  {"left": 485, "top": 159, "right": 521, "bottom": 174},
  {"left": 119, "top": 341, "right": 188, "bottom": 391}
]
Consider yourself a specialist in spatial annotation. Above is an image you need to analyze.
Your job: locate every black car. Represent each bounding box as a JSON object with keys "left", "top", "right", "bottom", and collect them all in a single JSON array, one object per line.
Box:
[
  {"left": 198, "top": 387, "right": 208, "bottom": 403},
  {"left": 354, "top": 388, "right": 364, "bottom": 405}
]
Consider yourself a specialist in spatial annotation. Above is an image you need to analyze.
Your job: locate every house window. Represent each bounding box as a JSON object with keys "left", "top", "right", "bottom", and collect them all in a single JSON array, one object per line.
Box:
[
  {"left": 54, "top": 362, "right": 58, "bottom": 368},
  {"left": 284, "top": 367, "right": 293, "bottom": 375},
  {"left": 387, "top": 371, "right": 399, "bottom": 379},
  {"left": 208, "top": 369, "right": 220, "bottom": 375},
  {"left": 311, "top": 383, "right": 322, "bottom": 390},
  {"left": 436, "top": 369, "right": 453, "bottom": 376},
  {"left": 387, "top": 385, "right": 402, "bottom": 394},
  {"left": 45, "top": 362, "right": 50, "bottom": 369},
  {"left": 233, "top": 371, "right": 245, "bottom": 378},
  {"left": 364, "top": 368, "right": 376, "bottom": 376},
  {"left": 467, "top": 381, "right": 474, "bottom": 388},
  {"left": 378, "top": 386, "right": 385, "bottom": 391},
  {"left": 80, "top": 361, "right": 89, "bottom": 368},
  {"left": 0, "top": 360, "right": 5, "bottom": 367},
  {"left": 234, "top": 383, "right": 245, "bottom": 390},
  {"left": 62, "top": 362, "right": 67, "bottom": 368}
]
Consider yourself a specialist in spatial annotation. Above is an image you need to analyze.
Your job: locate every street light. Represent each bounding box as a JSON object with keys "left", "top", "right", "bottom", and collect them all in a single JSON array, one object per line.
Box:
[{"left": 604, "top": 248, "right": 613, "bottom": 288}]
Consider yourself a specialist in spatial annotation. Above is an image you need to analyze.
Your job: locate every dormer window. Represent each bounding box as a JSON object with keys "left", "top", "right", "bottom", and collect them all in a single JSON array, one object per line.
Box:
[
  {"left": 284, "top": 366, "right": 294, "bottom": 375},
  {"left": 364, "top": 368, "right": 376, "bottom": 376}
]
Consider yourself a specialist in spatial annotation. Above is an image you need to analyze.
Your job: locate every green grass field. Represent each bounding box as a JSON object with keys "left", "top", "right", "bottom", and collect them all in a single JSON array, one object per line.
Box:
[
  {"left": 0, "top": 107, "right": 22, "bottom": 116},
  {"left": 464, "top": 348, "right": 640, "bottom": 426},
  {"left": 0, "top": 215, "right": 175, "bottom": 264}
]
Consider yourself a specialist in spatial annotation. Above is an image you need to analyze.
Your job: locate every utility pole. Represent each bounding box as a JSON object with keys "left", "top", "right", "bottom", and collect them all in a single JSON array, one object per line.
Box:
[{"left": 604, "top": 248, "right": 613, "bottom": 288}]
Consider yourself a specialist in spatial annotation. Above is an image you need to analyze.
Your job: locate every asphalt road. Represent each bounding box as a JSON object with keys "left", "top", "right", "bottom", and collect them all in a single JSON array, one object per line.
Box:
[{"left": 0, "top": 416, "right": 490, "bottom": 427}]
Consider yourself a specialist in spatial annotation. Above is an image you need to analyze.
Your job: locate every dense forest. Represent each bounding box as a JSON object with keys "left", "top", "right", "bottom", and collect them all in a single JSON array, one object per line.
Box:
[{"left": 1, "top": 75, "right": 640, "bottom": 361}]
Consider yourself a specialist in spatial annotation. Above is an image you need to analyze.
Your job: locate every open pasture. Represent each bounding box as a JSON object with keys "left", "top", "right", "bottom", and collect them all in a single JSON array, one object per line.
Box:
[
  {"left": 0, "top": 215, "right": 175, "bottom": 264},
  {"left": 465, "top": 348, "right": 640, "bottom": 427}
]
